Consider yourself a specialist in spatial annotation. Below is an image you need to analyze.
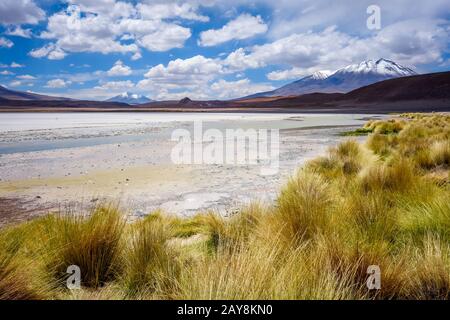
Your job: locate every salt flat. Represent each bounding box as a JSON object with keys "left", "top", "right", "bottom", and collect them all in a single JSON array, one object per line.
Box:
[{"left": 0, "top": 112, "right": 384, "bottom": 220}]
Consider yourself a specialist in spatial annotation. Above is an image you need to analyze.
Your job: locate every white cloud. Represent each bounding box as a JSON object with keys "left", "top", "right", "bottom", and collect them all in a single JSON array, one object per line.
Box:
[
  {"left": 262, "top": 0, "right": 450, "bottom": 39},
  {"left": 29, "top": 43, "right": 67, "bottom": 60},
  {"left": 0, "top": 70, "right": 14, "bottom": 75},
  {"left": 95, "top": 80, "right": 135, "bottom": 90},
  {"left": 0, "top": 37, "right": 13, "bottom": 48},
  {"left": 57, "top": 79, "right": 136, "bottom": 100},
  {"left": 266, "top": 68, "right": 306, "bottom": 81},
  {"left": 137, "top": 55, "right": 223, "bottom": 100},
  {"left": 210, "top": 78, "right": 274, "bottom": 99},
  {"left": 137, "top": 54, "right": 272, "bottom": 100},
  {"left": 67, "top": 0, "right": 126, "bottom": 15},
  {"left": 223, "top": 48, "right": 263, "bottom": 71},
  {"left": 0, "top": 0, "right": 45, "bottom": 25},
  {"left": 224, "top": 26, "right": 355, "bottom": 72},
  {"left": 33, "top": 2, "right": 198, "bottom": 59},
  {"left": 150, "top": 89, "right": 210, "bottom": 101},
  {"left": 10, "top": 62, "right": 24, "bottom": 68},
  {"left": 17, "top": 74, "right": 36, "bottom": 80},
  {"left": 107, "top": 60, "right": 132, "bottom": 76},
  {"left": 46, "top": 79, "right": 71, "bottom": 88},
  {"left": 5, "top": 26, "right": 33, "bottom": 38},
  {"left": 137, "top": 2, "right": 209, "bottom": 22},
  {"left": 9, "top": 80, "right": 22, "bottom": 87},
  {"left": 131, "top": 51, "right": 142, "bottom": 61},
  {"left": 136, "top": 23, "right": 191, "bottom": 51},
  {"left": 224, "top": 19, "right": 450, "bottom": 76},
  {"left": 199, "top": 14, "right": 268, "bottom": 47},
  {"left": 41, "top": 6, "right": 138, "bottom": 55},
  {"left": 142, "top": 55, "right": 223, "bottom": 88},
  {"left": 267, "top": 67, "right": 332, "bottom": 81},
  {"left": 367, "top": 19, "right": 450, "bottom": 66}
]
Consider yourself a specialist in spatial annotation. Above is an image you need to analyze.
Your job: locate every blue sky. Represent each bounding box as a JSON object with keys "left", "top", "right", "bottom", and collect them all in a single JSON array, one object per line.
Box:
[{"left": 0, "top": 0, "right": 449, "bottom": 100}]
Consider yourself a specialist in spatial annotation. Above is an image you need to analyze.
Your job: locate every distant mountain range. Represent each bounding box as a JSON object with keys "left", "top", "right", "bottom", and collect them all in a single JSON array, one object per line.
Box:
[
  {"left": 245, "top": 59, "right": 416, "bottom": 98},
  {"left": 106, "top": 92, "right": 153, "bottom": 105},
  {"left": 232, "top": 71, "right": 450, "bottom": 113},
  {"left": 0, "top": 85, "right": 70, "bottom": 101},
  {"left": 0, "top": 62, "right": 449, "bottom": 114},
  {"left": 134, "top": 71, "right": 450, "bottom": 113}
]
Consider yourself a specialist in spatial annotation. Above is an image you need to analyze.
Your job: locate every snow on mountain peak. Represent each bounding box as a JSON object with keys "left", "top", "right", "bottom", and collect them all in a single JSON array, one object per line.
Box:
[
  {"left": 107, "top": 92, "right": 153, "bottom": 104},
  {"left": 120, "top": 92, "right": 141, "bottom": 98},
  {"left": 246, "top": 58, "right": 417, "bottom": 99},
  {"left": 310, "top": 70, "right": 333, "bottom": 80},
  {"left": 335, "top": 59, "right": 416, "bottom": 77}
]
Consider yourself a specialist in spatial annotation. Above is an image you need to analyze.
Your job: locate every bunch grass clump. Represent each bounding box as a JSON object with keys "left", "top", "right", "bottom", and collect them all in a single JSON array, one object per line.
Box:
[
  {"left": 42, "top": 205, "right": 125, "bottom": 289},
  {"left": 0, "top": 113, "right": 449, "bottom": 300},
  {"left": 122, "top": 214, "right": 181, "bottom": 298}
]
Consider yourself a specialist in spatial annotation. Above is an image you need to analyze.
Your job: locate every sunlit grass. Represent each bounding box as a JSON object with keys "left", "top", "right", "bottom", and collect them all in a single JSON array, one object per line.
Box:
[{"left": 0, "top": 113, "right": 449, "bottom": 300}]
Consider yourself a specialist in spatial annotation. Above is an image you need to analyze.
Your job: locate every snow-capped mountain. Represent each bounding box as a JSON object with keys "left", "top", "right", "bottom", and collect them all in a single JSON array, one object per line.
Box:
[
  {"left": 106, "top": 92, "right": 153, "bottom": 105},
  {"left": 335, "top": 59, "right": 415, "bottom": 76},
  {"left": 245, "top": 59, "right": 416, "bottom": 98},
  {"left": 309, "top": 70, "right": 334, "bottom": 80}
]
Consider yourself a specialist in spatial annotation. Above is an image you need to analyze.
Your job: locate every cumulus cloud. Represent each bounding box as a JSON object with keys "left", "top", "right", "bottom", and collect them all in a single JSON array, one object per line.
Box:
[
  {"left": 261, "top": 0, "right": 450, "bottom": 39},
  {"left": 140, "top": 55, "right": 223, "bottom": 89},
  {"left": 199, "top": 14, "right": 268, "bottom": 47},
  {"left": 0, "top": 37, "right": 13, "bottom": 48},
  {"left": 223, "top": 19, "right": 449, "bottom": 78},
  {"left": 210, "top": 78, "right": 274, "bottom": 99},
  {"left": 51, "top": 79, "right": 136, "bottom": 101},
  {"left": 131, "top": 51, "right": 142, "bottom": 61},
  {"left": 32, "top": 1, "right": 198, "bottom": 59},
  {"left": 0, "top": 0, "right": 45, "bottom": 25},
  {"left": 136, "top": 23, "right": 191, "bottom": 51},
  {"left": 137, "top": 54, "right": 273, "bottom": 100},
  {"left": 40, "top": 6, "right": 138, "bottom": 55},
  {"left": 223, "top": 48, "right": 264, "bottom": 71},
  {"left": 137, "top": 2, "right": 209, "bottom": 22},
  {"left": 0, "top": 70, "right": 14, "bottom": 75},
  {"left": 267, "top": 67, "right": 315, "bottom": 81},
  {"left": 46, "top": 79, "right": 71, "bottom": 88},
  {"left": 17, "top": 74, "right": 36, "bottom": 80},
  {"left": 67, "top": 0, "right": 128, "bottom": 16},
  {"left": 95, "top": 80, "right": 135, "bottom": 90},
  {"left": 8, "top": 0, "right": 450, "bottom": 99},
  {"left": 5, "top": 26, "right": 33, "bottom": 38},
  {"left": 29, "top": 43, "right": 67, "bottom": 60},
  {"left": 9, "top": 80, "right": 22, "bottom": 87},
  {"left": 10, "top": 62, "right": 24, "bottom": 68},
  {"left": 107, "top": 60, "right": 132, "bottom": 76}
]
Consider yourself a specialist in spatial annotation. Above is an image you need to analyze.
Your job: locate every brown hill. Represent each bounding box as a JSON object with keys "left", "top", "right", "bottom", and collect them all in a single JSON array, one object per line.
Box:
[
  {"left": 344, "top": 71, "right": 450, "bottom": 102},
  {"left": 1, "top": 71, "right": 449, "bottom": 113},
  {"left": 0, "top": 85, "right": 69, "bottom": 101}
]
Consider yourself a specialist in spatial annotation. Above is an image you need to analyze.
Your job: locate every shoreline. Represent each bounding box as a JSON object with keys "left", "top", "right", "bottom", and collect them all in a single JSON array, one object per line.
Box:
[{"left": 0, "top": 108, "right": 446, "bottom": 114}]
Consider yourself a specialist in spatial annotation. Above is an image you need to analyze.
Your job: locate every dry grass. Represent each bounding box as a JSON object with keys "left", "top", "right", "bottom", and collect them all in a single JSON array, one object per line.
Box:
[
  {"left": 276, "top": 170, "right": 333, "bottom": 244},
  {"left": 0, "top": 233, "right": 43, "bottom": 299},
  {"left": 0, "top": 113, "right": 449, "bottom": 300},
  {"left": 42, "top": 205, "right": 125, "bottom": 289},
  {"left": 121, "top": 215, "right": 181, "bottom": 298}
]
